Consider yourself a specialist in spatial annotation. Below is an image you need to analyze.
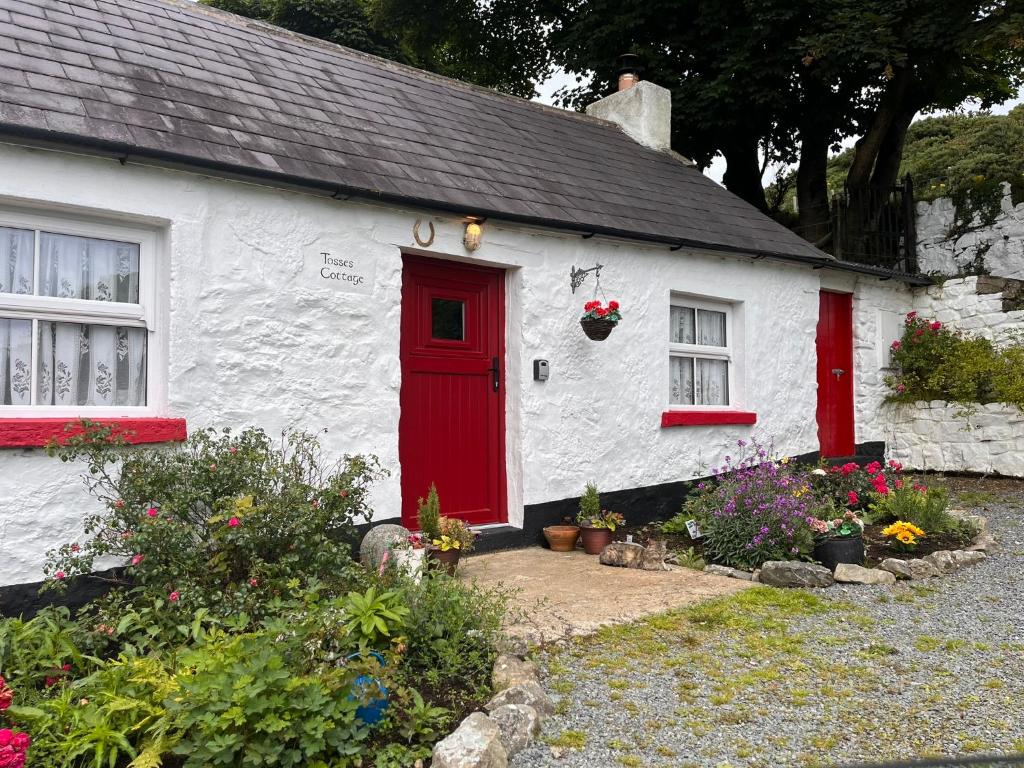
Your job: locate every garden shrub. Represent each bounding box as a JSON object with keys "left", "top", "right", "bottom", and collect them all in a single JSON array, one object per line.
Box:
[
  {"left": 682, "top": 441, "right": 824, "bottom": 569},
  {"left": 808, "top": 460, "right": 904, "bottom": 510},
  {"left": 45, "top": 423, "right": 385, "bottom": 618},
  {"left": 886, "top": 312, "right": 1024, "bottom": 410},
  {"left": 866, "top": 485, "right": 962, "bottom": 535}
]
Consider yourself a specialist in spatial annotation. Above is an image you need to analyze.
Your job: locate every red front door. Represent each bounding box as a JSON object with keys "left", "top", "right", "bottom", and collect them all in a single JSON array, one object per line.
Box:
[
  {"left": 399, "top": 255, "right": 506, "bottom": 527},
  {"left": 816, "top": 291, "right": 855, "bottom": 457}
]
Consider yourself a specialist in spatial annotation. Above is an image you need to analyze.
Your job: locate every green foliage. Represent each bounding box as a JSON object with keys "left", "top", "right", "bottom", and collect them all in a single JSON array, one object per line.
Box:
[
  {"left": 886, "top": 313, "right": 1024, "bottom": 410},
  {"left": 867, "top": 486, "right": 957, "bottom": 535},
  {"left": 0, "top": 607, "right": 92, "bottom": 687},
  {"left": 202, "top": 0, "right": 549, "bottom": 98},
  {"left": 342, "top": 587, "right": 410, "bottom": 647},
  {"left": 671, "top": 547, "right": 706, "bottom": 571},
  {"left": 416, "top": 483, "right": 442, "bottom": 541},
  {"left": 578, "top": 482, "right": 601, "bottom": 521},
  {"left": 45, "top": 424, "right": 384, "bottom": 617}
]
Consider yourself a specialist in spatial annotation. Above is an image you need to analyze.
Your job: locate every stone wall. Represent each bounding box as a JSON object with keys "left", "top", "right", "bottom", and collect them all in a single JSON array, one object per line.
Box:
[
  {"left": 887, "top": 401, "right": 1024, "bottom": 477},
  {"left": 912, "top": 276, "right": 1024, "bottom": 342},
  {"left": 916, "top": 186, "right": 1024, "bottom": 279}
]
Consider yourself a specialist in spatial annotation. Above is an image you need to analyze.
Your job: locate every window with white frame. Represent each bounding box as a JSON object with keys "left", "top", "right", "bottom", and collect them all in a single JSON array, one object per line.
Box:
[
  {"left": 0, "top": 210, "right": 158, "bottom": 413},
  {"left": 669, "top": 298, "right": 732, "bottom": 407}
]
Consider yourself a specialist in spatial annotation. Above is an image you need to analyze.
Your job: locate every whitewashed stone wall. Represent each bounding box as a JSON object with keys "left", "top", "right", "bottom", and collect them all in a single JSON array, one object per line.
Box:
[
  {"left": 912, "top": 276, "right": 1024, "bottom": 341},
  {"left": 887, "top": 402, "right": 1024, "bottom": 477},
  {"left": 916, "top": 186, "right": 1024, "bottom": 279},
  {"left": 0, "top": 141, "right": 837, "bottom": 585}
]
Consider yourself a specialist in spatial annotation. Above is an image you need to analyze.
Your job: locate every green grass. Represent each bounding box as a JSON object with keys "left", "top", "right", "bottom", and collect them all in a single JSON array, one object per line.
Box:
[{"left": 545, "top": 730, "right": 587, "bottom": 749}]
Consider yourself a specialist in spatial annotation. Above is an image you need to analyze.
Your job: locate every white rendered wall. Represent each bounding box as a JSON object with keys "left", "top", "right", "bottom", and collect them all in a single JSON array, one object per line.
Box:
[
  {"left": 912, "top": 277, "right": 1024, "bottom": 341},
  {"left": 916, "top": 188, "right": 1024, "bottom": 279},
  {"left": 0, "top": 141, "right": 877, "bottom": 585}
]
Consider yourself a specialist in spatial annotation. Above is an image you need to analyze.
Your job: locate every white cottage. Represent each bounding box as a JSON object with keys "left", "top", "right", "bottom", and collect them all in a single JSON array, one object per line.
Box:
[{"left": 0, "top": 0, "right": 923, "bottom": 604}]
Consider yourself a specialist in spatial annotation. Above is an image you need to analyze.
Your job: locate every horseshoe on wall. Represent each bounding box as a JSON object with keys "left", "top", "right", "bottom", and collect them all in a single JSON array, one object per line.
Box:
[{"left": 413, "top": 219, "right": 435, "bottom": 247}]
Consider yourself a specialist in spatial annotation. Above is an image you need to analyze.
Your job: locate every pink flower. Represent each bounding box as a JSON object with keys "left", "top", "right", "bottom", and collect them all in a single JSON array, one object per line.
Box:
[
  {"left": 930, "top": 321, "right": 941, "bottom": 330},
  {"left": 0, "top": 747, "right": 16, "bottom": 768},
  {"left": 906, "top": 311, "right": 917, "bottom": 321},
  {"left": 890, "top": 340, "right": 902, "bottom": 350},
  {"left": 229, "top": 447, "right": 238, "bottom": 454},
  {"left": 114, "top": 499, "right": 125, "bottom": 509},
  {"left": 70, "top": 543, "right": 80, "bottom": 553},
  {"left": 228, "top": 517, "right": 240, "bottom": 528},
  {"left": 131, "top": 554, "right": 144, "bottom": 566},
  {"left": 839, "top": 462, "right": 859, "bottom": 477},
  {"left": 168, "top": 591, "right": 180, "bottom": 602},
  {"left": 888, "top": 460, "right": 903, "bottom": 471},
  {"left": 10, "top": 733, "right": 28, "bottom": 751},
  {"left": 894, "top": 479, "right": 904, "bottom": 489},
  {"left": 0, "top": 730, "right": 11, "bottom": 748},
  {"left": 913, "top": 483, "right": 927, "bottom": 493},
  {"left": 847, "top": 491, "right": 859, "bottom": 506},
  {"left": 897, "top": 383, "right": 906, "bottom": 393},
  {"left": 865, "top": 461, "right": 882, "bottom": 476},
  {"left": 249, "top": 578, "right": 259, "bottom": 587},
  {"left": 54, "top": 571, "right": 65, "bottom": 581},
  {"left": 209, "top": 463, "right": 217, "bottom": 471},
  {"left": 146, "top": 507, "right": 158, "bottom": 517}
]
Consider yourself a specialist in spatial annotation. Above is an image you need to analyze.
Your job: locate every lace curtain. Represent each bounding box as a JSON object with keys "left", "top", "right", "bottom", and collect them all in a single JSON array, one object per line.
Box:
[
  {"left": 669, "top": 305, "right": 729, "bottom": 406},
  {"left": 1, "top": 228, "right": 147, "bottom": 406}
]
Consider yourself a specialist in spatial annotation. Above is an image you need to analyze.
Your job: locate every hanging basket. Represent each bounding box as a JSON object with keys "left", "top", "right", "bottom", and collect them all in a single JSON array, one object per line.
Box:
[{"left": 580, "top": 317, "right": 617, "bottom": 341}]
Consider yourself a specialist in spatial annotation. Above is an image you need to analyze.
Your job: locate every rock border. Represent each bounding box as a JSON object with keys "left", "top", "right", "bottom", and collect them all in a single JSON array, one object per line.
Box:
[
  {"left": 702, "top": 515, "right": 995, "bottom": 589},
  {"left": 431, "top": 639, "right": 550, "bottom": 767}
]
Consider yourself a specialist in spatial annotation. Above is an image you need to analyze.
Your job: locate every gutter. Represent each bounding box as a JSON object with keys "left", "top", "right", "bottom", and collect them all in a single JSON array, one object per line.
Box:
[{"left": 0, "top": 125, "right": 926, "bottom": 284}]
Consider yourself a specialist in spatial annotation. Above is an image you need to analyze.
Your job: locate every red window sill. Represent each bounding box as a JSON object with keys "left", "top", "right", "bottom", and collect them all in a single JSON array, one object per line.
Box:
[
  {"left": 0, "top": 418, "right": 187, "bottom": 448},
  {"left": 661, "top": 410, "right": 757, "bottom": 428}
]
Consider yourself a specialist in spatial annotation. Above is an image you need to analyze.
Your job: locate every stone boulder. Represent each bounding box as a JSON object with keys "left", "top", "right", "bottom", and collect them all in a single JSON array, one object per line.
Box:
[
  {"left": 359, "top": 523, "right": 411, "bottom": 568},
  {"left": 489, "top": 704, "right": 540, "bottom": 757},
  {"left": 758, "top": 561, "right": 834, "bottom": 588},
  {"left": 599, "top": 542, "right": 646, "bottom": 568},
  {"left": 485, "top": 681, "right": 554, "bottom": 717},
  {"left": 432, "top": 712, "right": 507, "bottom": 768},
  {"left": 923, "top": 550, "right": 957, "bottom": 574},
  {"left": 951, "top": 550, "right": 987, "bottom": 568},
  {"left": 967, "top": 535, "right": 998, "bottom": 554},
  {"left": 833, "top": 563, "right": 896, "bottom": 586},
  {"left": 877, "top": 558, "right": 940, "bottom": 580},
  {"left": 704, "top": 564, "right": 753, "bottom": 581},
  {"left": 492, "top": 654, "right": 539, "bottom": 693}
]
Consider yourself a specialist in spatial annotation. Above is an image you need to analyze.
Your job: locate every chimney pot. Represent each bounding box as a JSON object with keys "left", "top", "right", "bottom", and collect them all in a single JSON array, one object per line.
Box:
[{"left": 616, "top": 53, "right": 644, "bottom": 91}]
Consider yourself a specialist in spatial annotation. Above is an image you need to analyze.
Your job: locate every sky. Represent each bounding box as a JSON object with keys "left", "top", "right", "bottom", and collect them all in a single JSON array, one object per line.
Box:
[{"left": 534, "top": 67, "right": 1023, "bottom": 186}]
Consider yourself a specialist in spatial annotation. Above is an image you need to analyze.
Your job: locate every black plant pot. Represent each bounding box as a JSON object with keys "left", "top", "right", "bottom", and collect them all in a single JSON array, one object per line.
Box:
[
  {"left": 580, "top": 317, "right": 616, "bottom": 341},
  {"left": 813, "top": 535, "right": 864, "bottom": 571}
]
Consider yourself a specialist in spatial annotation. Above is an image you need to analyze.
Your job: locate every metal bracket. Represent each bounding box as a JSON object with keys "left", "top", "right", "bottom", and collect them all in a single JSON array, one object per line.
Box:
[{"left": 570, "top": 263, "right": 603, "bottom": 294}]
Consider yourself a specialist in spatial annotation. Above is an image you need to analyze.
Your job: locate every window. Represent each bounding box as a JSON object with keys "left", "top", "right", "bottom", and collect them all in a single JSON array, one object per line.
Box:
[
  {"left": 669, "top": 298, "right": 732, "bottom": 407},
  {"left": 0, "top": 210, "right": 159, "bottom": 415}
]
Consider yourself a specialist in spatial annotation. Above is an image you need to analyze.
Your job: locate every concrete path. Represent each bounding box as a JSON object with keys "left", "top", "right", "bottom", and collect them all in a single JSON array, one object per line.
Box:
[{"left": 459, "top": 547, "right": 750, "bottom": 644}]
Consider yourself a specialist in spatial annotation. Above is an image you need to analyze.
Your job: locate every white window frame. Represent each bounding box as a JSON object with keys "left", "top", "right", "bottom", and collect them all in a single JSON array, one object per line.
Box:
[
  {"left": 668, "top": 295, "right": 735, "bottom": 410},
  {"left": 0, "top": 206, "right": 164, "bottom": 418}
]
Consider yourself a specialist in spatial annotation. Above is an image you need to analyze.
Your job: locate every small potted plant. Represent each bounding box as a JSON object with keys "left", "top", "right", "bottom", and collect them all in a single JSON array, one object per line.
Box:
[
  {"left": 580, "top": 300, "right": 622, "bottom": 341},
  {"left": 543, "top": 519, "right": 580, "bottom": 552},
  {"left": 810, "top": 510, "right": 865, "bottom": 571},
  {"left": 577, "top": 482, "right": 625, "bottom": 554},
  {"left": 429, "top": 517, "right": 475, "bottom": 575},
  {"left": 393, "top": 534, "right": 427, "bottom": 582}
]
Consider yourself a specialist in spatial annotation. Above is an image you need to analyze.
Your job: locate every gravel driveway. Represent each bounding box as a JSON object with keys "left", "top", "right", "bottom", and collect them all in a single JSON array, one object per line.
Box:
[{"left": 512, "top": 479, "right": 1024, "bottom": 767}]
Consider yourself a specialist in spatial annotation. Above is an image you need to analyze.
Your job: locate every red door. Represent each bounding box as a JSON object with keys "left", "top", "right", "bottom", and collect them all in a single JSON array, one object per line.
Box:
[
  {"left": 816, "top": 291, "right": 855, "bottom": 457},
  {"left": 399, "top": 255, "right": 506, "bottom": 527}
]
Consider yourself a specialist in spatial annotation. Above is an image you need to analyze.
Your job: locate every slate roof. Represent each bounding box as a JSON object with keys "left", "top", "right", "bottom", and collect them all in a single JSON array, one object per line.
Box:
[{"left": 0, "top": 0, "right": 831, "bottom": 263}]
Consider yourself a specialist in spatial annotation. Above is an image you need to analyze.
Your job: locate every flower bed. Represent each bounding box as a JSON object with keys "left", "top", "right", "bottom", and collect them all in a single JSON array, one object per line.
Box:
[{"left": 0, "top": 422, "right": 509, "bottom": 767}]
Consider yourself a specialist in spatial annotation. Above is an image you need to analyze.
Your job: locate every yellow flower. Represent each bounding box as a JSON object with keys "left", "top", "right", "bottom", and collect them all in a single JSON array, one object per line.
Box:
[{"left": 896, "top": 531, "right": 916, "bottom": 545}]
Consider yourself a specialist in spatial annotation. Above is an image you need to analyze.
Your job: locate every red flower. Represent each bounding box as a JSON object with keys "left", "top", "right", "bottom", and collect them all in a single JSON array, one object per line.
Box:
[
  {"left": 584, "top": 300, "right": 600, "bottom": 312},
  {"left": 131, "top": 554, "right": 144, "bottom": 566},
  {"left": 61, "top": 664, "right": 71, "bottom": 672},
  {"left": 249, "top": 578, "right": 259, "bottom": 587},
  {"left": 847, "top": 491, "right": 859, "bottom": 506},
  {"left": 865, "top": 461, "right": 882, "bottom": 476},
  {"left": 595, "top": 307, "right": 608, "bottom": 317},
  {"left": 930, "top": 321, "right": 941, "bottom": 330},
  {"left": 146, "top": 507, "right": 158, "bottom": 518},
  {"left": 0, "top": 731, "right": 11, "bottom": 748},
  {"left": 228, "top": 517, "right": 240, "bottom": 528},
  {"left": 913, "top": 483, "right": 927, "bottom": 493},
  {"left": 839, "top": 462, "right": 859, "bottom": 477},
  {"left": 894, "top": 479, "right": 904, "bottom": 489},
  {"left": 890, "top": 340, "right": 901, "bottom": 350},
  {"left": 897, "top": 383, "right": 906, "bottom": 393},
  {"left": 0, "top": 681, "right": 11, "bottom": 712},
  {"left": 608, "top": 300, "right": 620, "bottom": 310},
  {"left": 914, "top": 328, "right": 925, "bottom": 337},
  {"left": 888, "top": 460, "right": 902, "bottom": 471},
  {"left": 114, "top": 499, "right": 125, "bottom": 509},
  {"left": 70, "top": 543, "right": 80, "bottom": 553},
  {"left": 0, "top": 747, "right": 16, "bottom": 768},
  {"left": 906, "top": 311, "right": 917, "bottom": 321},
  {"left": 10, "top": 734, "right": 28, "bottom": 752},
  {"left": 54, "top": 571, "right": 65, "bottom": 581},
  {"left": 168, "top": 591, "right": 180, "bottom": 602}
]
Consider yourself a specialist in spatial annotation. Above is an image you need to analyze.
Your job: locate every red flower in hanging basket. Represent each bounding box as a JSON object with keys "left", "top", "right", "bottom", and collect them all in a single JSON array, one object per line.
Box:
[{"left": 579, "top": 300, "right": 623, "bottom": 324}]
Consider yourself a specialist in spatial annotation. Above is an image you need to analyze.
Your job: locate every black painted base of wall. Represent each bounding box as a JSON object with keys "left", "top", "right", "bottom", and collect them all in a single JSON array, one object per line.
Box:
[{"left": 3, "top": 441, "right": 889, "bottom": 618}]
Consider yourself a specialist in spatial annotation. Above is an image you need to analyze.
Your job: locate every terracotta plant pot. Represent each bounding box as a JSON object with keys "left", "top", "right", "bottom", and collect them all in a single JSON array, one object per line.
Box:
[
  {"left": 579, "top": 525, "right": 613, "bottom": 555},
  {"left": 543, "top": 525, "right": 580, "bottom": 552},
  {"left": 427, "top": 546, "right": 462, "bottom": 575},
  {"left": 580, "top": 317, "right": 616, "bottom": 341},
  {"left": 813, "top": 535, "right": 864, "bottom": 572}
]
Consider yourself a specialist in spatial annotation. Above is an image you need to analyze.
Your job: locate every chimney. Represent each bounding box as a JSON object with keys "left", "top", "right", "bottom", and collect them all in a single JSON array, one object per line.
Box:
[{"left": 585, "top": 54, "right": 671, "bottom": 152}]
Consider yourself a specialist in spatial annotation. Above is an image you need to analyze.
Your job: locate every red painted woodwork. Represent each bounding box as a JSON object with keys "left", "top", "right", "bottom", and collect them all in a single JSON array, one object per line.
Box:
[
  {"left": 0, "top": 418, "right": 187, "bottom": 448},
  {"left": 399, "top": 255, "right": 506, "bottom": 528},
  {"left": 816, "top": 291, "right": 856, "bottom": 457},
  {"left": 661, "top": 410, "right": 757, "bottom": 428}
]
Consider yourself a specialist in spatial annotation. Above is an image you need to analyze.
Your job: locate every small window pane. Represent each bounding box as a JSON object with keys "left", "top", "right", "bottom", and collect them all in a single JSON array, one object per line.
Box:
[
  {"left": 669, "top": 356, "right": 694, "bottom": 405},
  {"left": 0, "top": 318, "right": 33, "bottom": 405},
  {"left": 0, "top": 227, "right": 34, "bottom": 295},
  {"left": 432, "top": 298, "right": 464, "bottom": 340},
  {"left": 697, "top": 309, "right": 727, "bottom": 347},
  {"left": 670, "top": 305, "right": 695, "bottom": 343},
  {"left": 37, "top": 321, "right": 147, "bottom": 406},
  {"left": 695, "top": 358, "right": 729, "bottom": 405},
  {"left": 39, "top": 232, "right": 140, "bottom": 303}
]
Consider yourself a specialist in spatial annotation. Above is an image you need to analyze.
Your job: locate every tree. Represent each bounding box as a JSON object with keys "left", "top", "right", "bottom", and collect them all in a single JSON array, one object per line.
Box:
[
  {"left": 544, "top": 0, "right": 1024, "bottom": 243},
  {"left": 202, "top": 0, "right": 550, "bottom": 98}
]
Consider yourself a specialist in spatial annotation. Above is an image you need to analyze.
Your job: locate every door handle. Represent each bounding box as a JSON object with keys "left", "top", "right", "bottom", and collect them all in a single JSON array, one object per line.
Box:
[
  {"left": 832, "top": 368, "right": 845, "bottom": 380},
  {"left": 491, "top": 356, "right": 500, "bottom": 392}
]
